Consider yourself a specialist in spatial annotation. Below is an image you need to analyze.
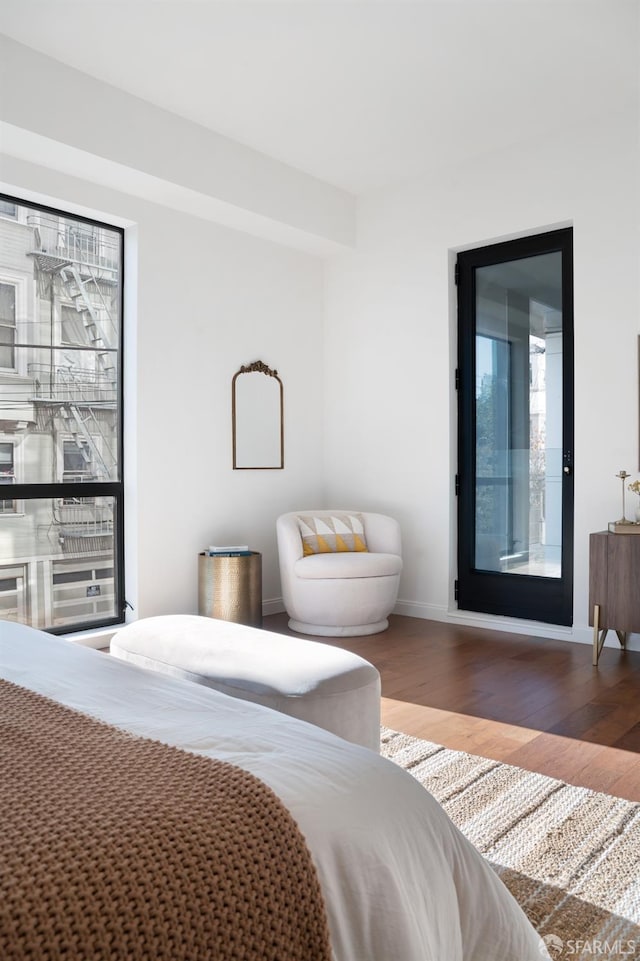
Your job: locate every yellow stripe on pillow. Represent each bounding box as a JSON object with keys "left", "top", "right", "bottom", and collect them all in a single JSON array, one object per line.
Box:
[{"left": 297, "top": 514, "right": 369, "bottom": 555}]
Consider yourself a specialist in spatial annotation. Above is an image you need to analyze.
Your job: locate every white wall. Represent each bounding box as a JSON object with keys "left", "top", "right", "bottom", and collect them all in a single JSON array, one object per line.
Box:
[
  {"left": 1, "top": 154, "right": 327, "bottom": 622},
  {"left": 134, "top": 204, "right": 326, "bottom": 617},
  {"left": 324, "top": 108, "right": 640, "bottom": 649},
  {"left": 0, "top": 35, "right": 348, "bottom": 634},
  {"left": 2, "top": 31, "right": 640, "bottom": 651}
]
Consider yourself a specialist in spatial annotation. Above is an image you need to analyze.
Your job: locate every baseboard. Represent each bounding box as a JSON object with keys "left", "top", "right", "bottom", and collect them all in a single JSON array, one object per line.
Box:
[
  {"left": 262, "top": 597, "right": 287, "bottom": 616},
  {"left": 393, "top": 599, "right": 448, "bottom": 622},
  {"left": 393, "top": 598, "right": 640, "bottom": 653}
]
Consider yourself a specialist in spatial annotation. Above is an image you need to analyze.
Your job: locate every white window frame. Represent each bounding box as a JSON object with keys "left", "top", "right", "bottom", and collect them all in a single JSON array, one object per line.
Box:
[
  {"left": 0, "top": 280, "right": 17, "bottom": 373},
  {"left": 0, "top": 439, "right": 17, "bottom": 514},
  {"left": 0, "top": 271, "right": 29, "bottom": 376}
]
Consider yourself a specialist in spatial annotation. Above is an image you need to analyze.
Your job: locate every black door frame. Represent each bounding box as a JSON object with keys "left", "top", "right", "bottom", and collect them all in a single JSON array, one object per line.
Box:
[{"left": 456, "top": 227, "right": 574, "bottom": 626}]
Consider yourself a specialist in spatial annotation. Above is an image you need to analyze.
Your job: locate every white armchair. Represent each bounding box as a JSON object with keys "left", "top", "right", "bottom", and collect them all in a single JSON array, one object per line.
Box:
[{"left": 276, "top": 510, "right": 403, "bottom": 636}]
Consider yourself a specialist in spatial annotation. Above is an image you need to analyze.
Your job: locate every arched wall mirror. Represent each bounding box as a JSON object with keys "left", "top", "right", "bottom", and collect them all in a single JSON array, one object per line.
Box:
[{"left": 232, "top": 361, "right": 284, "bottom": 469}]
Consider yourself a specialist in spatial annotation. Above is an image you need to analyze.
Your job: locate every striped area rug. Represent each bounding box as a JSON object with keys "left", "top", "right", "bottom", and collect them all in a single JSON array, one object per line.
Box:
[{"left": 381, "top": 727, "right": 640, "bottom": 959}]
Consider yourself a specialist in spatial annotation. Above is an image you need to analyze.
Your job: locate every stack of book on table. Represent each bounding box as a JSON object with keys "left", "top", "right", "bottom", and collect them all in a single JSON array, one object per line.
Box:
[{"left": 204, "top": 545, "right": 252, "bottom": 556}]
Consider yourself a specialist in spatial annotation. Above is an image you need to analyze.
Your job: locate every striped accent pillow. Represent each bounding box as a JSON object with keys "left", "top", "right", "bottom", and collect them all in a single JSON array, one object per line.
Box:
[{"left": 297, "top": 514, "right": 368, "bottom": 556}]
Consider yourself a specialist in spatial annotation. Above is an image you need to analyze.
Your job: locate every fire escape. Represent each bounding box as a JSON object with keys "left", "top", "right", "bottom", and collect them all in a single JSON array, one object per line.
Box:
[{"left": 27, "top": 216, "right": 119, "bottom": 553}]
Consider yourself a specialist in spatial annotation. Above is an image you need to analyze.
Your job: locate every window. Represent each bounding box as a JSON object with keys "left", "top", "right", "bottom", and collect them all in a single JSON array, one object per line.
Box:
[
  {"left": 62, "top": 440, "right": 96, "bottom": 505},
  {"left": 0, "top": 565, "right": 26, "bottom": 621},
  {"left": 0, "top": 200, "right": 17, "bottom": 219},
  {"left": 0, "top": 442, "right": 16, "bottom": 514},
  {"left": 60, "top": 304, "right": 88, "bottom": 345},
  {"left": 63, "top": 440, "right": 94, "bottom": 483},
  {"left": 0, "top": 282, "right": 16, "bottom": 369},
  {"left": 0, "top": 195, "right": 124, "bottom": 633}
]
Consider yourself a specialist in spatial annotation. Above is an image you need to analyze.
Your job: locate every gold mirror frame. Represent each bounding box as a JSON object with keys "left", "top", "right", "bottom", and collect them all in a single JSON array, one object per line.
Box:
[{"left": 232, "top": 360, "right": 284, "bottom": 470}]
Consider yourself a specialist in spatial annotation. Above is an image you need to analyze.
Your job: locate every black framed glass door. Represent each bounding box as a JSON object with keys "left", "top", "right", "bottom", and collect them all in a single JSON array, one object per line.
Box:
[{"left": 456, "top": 228, "right": 574, "bottom": 625}]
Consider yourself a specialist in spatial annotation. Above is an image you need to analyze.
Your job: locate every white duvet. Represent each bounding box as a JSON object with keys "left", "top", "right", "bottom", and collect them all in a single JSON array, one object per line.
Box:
[{"left": 1, "top": 623, "right": 546, "bottom": 961}]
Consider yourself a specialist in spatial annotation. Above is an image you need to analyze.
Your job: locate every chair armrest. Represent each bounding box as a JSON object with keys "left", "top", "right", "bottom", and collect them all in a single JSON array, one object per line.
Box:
[{"left": 363, "top": 513, "right": 402, "bottom": 556}]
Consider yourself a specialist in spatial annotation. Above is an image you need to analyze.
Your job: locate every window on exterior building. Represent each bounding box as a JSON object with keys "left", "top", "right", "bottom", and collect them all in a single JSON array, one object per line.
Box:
[
  {"left": 0, "top": 200, "right": 18, "bottom": 219},
  {"left": 0, "top": 442, "right": 16, "bottom": 514},
  {"left": 0, "top": 282, "right": 16, "bottom": 369},
  {"left": 63, "top": 440, "right": 94, "bottom": 482},
  {"left": 0, "top": 193, "right": 124, "bottom": 634},
  {"left": 62, "top": 440, "right": 96, "bottom": 506},
  {"left": 60, "top": 304, "right": 88, "bottom": 345}
]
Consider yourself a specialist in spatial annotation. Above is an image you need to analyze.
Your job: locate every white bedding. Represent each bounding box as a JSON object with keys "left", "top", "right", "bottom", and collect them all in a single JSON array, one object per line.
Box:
[{"left": 1, "top": 622, "right": 546, "bottom": 961}]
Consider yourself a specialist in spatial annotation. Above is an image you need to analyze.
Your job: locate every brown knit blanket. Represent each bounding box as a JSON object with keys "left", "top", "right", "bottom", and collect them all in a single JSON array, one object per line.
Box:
[{"left": 0, "top": 678, "right": 332, "bottom": 961}]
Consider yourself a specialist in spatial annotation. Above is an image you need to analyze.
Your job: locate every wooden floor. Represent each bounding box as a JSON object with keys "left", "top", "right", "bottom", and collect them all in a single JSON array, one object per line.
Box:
[{"left": 263, "top": 612, "right": 640, "bottom": 803}]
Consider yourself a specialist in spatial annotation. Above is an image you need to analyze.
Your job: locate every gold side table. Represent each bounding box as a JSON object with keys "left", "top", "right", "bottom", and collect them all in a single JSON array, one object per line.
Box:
[{"left": 198, "top": 552, "right": 262, "bottom": 628}]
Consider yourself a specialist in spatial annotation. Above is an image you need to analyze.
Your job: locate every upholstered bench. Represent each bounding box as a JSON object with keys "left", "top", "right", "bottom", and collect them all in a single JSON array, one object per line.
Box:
[{"left": 110, "top": 614, "right": 381, "bottom": 751}]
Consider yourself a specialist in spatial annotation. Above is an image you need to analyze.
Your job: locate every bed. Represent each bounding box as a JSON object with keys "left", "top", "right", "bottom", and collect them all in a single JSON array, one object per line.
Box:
[{"left": 1, "top": 621, "right": 546, "bottom": 960}]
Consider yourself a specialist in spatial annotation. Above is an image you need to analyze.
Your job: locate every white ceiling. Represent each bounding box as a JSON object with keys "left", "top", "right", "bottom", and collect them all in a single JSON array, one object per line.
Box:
[{"left": 0, "top": 1, "right": 636, "bottom": 195}]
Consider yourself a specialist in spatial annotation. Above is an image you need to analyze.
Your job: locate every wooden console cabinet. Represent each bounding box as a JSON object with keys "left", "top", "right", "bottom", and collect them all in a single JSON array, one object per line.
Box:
[{"left": 589, "top": 530, "right": 640, "bottom": 666}]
